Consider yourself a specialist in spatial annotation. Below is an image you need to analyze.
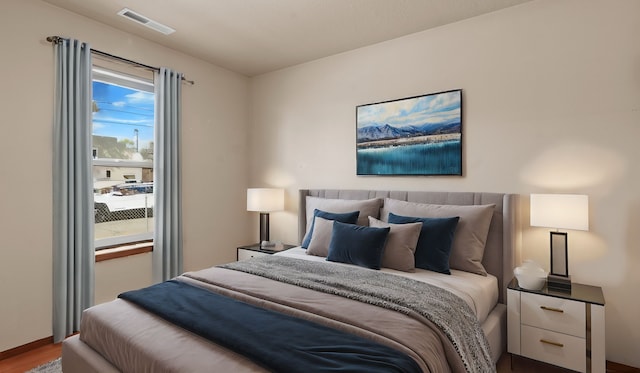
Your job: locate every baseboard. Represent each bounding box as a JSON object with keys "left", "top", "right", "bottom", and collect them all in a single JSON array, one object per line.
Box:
[
  {"left": 607, "top": 360, "right": 640, "bottom": 373},
  {"left": 0, "top": 336, "right": 54, "bottom": 361}
]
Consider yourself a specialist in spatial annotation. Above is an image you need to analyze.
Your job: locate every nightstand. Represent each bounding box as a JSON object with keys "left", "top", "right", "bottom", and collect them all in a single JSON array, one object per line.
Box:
[
  {"left": 237, "top": 243, "right": 296, "bottom": 261},
  {"left": 507, "top": 278, "right": 605, "bottom": 373}
]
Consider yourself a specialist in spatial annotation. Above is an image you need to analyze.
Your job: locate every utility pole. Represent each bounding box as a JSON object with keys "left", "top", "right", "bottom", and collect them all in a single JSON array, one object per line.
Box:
[{"left": 134, "top": 129, "right": 139, "bottom": 152}]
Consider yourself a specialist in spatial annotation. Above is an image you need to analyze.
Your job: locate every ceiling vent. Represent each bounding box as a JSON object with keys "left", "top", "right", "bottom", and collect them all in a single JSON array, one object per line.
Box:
[{"left": 117, "top": 8, "right": 175, "bottom": 35}]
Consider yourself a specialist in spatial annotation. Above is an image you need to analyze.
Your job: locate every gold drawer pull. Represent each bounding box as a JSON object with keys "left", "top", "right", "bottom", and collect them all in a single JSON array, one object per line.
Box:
[
  {"left": 540, "top": 339, "right": 564, "bottom": 348},
  {"left": 540, "top": 306, "right": 564, "bottom": 313}
]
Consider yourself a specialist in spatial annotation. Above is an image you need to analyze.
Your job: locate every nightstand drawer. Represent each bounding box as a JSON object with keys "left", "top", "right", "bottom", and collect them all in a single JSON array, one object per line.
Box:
[
  {"left": 521, "top": 292, "right": 585, "bottom": 338},
  {"left": 237, "top": 248, "right": 271, "bottom": 261},
  {"left": 521, "top": 325, "right": 586, "bottom": 372}
]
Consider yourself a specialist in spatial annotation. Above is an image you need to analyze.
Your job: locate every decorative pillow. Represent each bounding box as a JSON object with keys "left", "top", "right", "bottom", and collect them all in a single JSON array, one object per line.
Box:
[
  {"left": 388, "top": 213, "right": 459, "bottom": 274},
  {"left": 382, "top": 198, "right": 495, "bottom": 276},
  {"left": 326, "top": 221, "right": 390, "bottom": 270},
  {"left": 301, "top": 209, "right": 359, "bottom": 248},
  {"left": 306, "top": 217, "right": 334, "bottom": 257},
  {"left": 368, "top": 217, "right": 421, "bottom": 272},
  {"left": 304, "top": 196, "right": 383, "bottom": 230}
]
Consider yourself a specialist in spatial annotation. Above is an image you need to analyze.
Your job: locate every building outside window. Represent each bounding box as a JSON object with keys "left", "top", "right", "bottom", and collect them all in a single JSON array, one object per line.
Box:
[{"left": 92, "top": 66, "right": 155, "bottom": 249}]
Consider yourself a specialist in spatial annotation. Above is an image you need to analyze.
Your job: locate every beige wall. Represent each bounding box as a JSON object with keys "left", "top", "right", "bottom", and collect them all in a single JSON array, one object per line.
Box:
[
  {"left": 0, "top": 0, "right": 249, "bottom": 351},
  {"left": 2, "top": 0, "right": 639, "bottom": 368},
  {"left": 249, "top": 0, "right": 640, "bottom": 367},
  {"left": 94, "top": 253, "right": 153, "bottom": 305}
]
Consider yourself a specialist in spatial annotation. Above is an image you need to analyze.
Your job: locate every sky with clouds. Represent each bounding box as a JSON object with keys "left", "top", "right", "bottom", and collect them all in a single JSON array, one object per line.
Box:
[
  {"left": 357, "top": 90, "right": 461, "bottom": 129},
  {"left": 92, "top": 81, "right": 154, "bottom": 150}
]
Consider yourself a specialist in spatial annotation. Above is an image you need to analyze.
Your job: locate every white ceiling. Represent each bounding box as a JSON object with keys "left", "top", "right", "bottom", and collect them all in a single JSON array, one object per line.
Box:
[{"left": 42, "top": 0, "right": 531, "bottom": 77}]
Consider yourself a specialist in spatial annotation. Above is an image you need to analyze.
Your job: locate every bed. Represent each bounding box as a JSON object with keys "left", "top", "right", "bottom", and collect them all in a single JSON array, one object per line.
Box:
[{"left": 62, "top": 189, "right": 516, "bottom": 373}]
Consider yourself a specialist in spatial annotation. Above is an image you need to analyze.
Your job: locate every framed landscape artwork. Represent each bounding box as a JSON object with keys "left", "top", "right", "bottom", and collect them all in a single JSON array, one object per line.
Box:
[{"left": 356, "top": 89, "right": 462, "bottom": 176}]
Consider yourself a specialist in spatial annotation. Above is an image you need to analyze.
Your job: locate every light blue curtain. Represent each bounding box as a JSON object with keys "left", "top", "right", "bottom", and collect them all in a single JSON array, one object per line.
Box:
[
  {"left": 153, "top": 67, "right": 183, "bottom": 282},
  {"left": 52, "top": 38, "right": 94, "bottom": 343}
]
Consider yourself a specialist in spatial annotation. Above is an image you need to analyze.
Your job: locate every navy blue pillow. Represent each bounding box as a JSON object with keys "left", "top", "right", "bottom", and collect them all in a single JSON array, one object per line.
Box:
[
  {"left": 301, "top": 209, "right": 359, "bottom": 248},
  {"left": 326, "top": 221, "right": 390, "bottom": 270},
  {"left": 388, "top": 213, "right": 459, "bottom": 275}
]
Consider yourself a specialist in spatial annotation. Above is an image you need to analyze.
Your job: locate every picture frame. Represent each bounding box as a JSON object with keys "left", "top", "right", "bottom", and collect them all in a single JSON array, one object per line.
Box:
[
  {"left": 356, "top": 89, "right": 462, "bottom": 176},
  {"left": 550, "top": 231, "right": 569, "bottom": 277}
]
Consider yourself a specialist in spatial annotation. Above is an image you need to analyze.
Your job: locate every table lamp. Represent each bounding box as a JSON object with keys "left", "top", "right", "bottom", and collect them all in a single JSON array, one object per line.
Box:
[
  {"left": 247, "top": 188, "right": 284, "bottom": 248},
  {"left": 530, "top": 194, "right": 589, "bottom": 292}
]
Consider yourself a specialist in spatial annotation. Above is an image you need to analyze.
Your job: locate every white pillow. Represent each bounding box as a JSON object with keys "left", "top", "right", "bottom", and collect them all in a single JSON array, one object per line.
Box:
[{"left": 381, "top": 198, "right": 495, "bottom": 276}]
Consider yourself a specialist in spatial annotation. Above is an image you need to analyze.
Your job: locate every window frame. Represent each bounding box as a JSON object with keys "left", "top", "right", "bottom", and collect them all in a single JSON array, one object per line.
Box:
[{"left": 92, "top": 65, "right": 155, "bottom": 251}]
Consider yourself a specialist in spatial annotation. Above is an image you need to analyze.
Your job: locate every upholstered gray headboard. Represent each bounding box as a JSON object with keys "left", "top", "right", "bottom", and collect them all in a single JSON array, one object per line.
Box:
[{"left": 298, "top": 189, "right": 517, "bottom": 304}]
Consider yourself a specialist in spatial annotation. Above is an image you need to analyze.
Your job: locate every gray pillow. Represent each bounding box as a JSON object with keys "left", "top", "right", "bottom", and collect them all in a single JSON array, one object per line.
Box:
[
  {"left": 304, "top": 196, "right": 383, "bottom": 235},
  {"left": 368, "top": 217, "right": 421, "bottom": 272},
  {"left": 381, "top": 198, "right": 495, "bottom": 276},
  {"left": 306, "top": 217, "right": 334, "bottom": 257}
]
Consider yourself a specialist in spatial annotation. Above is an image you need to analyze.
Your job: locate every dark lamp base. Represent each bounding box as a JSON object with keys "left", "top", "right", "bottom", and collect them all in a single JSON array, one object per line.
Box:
[
  {"left": 259, "top": 212, "right": 270, "bottom": 243},
  {"left": 547, "top": 274, "right": 572, "bottom": 292}
]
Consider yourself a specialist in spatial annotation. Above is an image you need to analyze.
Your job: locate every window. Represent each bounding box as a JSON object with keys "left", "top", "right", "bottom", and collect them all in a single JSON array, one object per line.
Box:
[{"left": 92, "top": 66, "right": 155, "bottom": 249}]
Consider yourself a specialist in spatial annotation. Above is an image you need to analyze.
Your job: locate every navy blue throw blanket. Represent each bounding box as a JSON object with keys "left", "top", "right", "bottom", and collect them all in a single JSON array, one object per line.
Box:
[{"left": 119, "top": 280, "right": 421, "bottom": 373}]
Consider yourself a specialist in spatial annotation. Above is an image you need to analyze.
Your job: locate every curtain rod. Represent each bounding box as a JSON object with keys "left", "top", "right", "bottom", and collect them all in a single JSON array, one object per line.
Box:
[{"left": 46, "top": 36, "right": 195, "bottom": 85}]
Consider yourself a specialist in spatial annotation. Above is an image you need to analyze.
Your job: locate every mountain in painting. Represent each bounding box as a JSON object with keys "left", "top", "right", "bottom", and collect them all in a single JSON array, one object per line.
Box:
[{"left": 357, "top": 121, "right": 460, "bottom": 143}]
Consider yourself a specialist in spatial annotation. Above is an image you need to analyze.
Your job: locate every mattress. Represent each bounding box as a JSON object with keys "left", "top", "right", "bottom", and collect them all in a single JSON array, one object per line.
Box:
[{"left": 277, "top": 247, "right": 499, "bottom": 324}]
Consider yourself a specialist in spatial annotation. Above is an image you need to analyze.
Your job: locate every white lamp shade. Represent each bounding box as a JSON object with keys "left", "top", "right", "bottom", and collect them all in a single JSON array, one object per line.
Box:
[
  {"left": 247, "top": 188, "right": 284, "bottom": 212},
  {"left": 530, "top": 194, "right": 589, "bottom": 231}
]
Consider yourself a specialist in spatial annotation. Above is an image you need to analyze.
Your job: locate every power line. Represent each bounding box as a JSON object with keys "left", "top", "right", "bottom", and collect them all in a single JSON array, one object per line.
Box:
[
  {"left": 93, "top": 119, "right": 153, "bottom": 128},
  {"left": 97, "top": 108, "right": 155, "bottom": 117},
  {"left": 93, "top": 101, "right": 154, "bottom": 113}
]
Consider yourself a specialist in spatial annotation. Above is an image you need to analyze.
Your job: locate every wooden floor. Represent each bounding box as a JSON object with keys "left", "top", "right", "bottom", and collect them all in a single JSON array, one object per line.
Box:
[
  {"left": 0, "top": 343, "right": 637, "bottom": 373},
  {"left": 0, "top": 343, "right": 62, "bottom": 373}
]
